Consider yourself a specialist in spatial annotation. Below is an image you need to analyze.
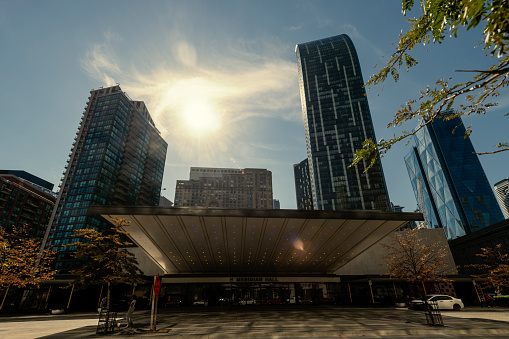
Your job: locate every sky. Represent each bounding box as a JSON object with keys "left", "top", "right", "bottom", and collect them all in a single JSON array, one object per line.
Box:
[{"left": 1, "top": 0, "right": 507, "bottom": 210}]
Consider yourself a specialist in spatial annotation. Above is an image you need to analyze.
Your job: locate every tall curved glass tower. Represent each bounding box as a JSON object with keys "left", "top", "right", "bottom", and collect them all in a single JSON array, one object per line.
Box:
[{"left": 296, "top": 34, "right": 390, "bottom": 211}]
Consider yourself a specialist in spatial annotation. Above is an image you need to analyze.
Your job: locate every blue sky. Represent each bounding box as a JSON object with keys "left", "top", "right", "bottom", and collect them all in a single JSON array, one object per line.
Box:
[{"left": 1, "top": 0, "right": 507, "bottom": 210}]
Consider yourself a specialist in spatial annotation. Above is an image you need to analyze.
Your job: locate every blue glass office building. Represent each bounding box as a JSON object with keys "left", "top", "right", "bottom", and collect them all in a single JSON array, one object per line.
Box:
[
  {"left": 404, "top": 114, "right": 504, "bottom": 239},
  {"left": 42, "top": 85, "right": 168, "bottom": 273},
  {"left": 296, "top": 34, "right": 390, "bottom": 211}
]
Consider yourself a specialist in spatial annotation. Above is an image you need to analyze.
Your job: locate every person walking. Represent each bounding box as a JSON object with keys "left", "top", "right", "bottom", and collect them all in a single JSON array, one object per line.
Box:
[{"left": 126, "top": 296, "right": 137, "bottom": 328}]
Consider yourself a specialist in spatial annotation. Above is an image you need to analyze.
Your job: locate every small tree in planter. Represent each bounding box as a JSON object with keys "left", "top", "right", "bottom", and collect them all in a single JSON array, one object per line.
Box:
[
  {"left": 381, "top": 229, "right": 453, "bottom": 306},
  {"left": 66, "top": 218, "right": 144, "bottom": 311}
]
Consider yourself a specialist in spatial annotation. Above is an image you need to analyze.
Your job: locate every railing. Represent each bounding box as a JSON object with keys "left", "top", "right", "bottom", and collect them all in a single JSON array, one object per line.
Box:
[{"left": 425, "top": 300, "right": 443, "bottom": 326}]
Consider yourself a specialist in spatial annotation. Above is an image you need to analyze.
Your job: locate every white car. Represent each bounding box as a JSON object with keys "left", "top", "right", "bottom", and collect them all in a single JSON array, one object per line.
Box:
[
  {"left": 193, "top": 300, "right": 208, "bottom": 306},
  {"left": 411, "top": 294, "right": 464, "bottom": 311},
  {"left": 239, "top": 299, "right": 256, "bottom": 305}
]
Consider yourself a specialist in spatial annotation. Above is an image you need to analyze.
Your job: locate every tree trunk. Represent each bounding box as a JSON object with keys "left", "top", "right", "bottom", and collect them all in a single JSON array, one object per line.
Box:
[
  {"left": 107, "top": 281, "right": 111, "bottom": 310},
  {"left": 0, "top": 285, "right": 11, "bottom": 311}
]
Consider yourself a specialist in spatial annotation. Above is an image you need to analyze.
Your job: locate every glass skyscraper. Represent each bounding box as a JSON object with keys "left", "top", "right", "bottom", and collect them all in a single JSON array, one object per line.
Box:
[
  {"left": 296, "top": 34, "right": 390, "bottom": 211},
  {"left": 404, "top": 114, "right": 504, "bottom": 239},
  {"left": 42, "top": 85, "right": 168, "bottom": 273}
]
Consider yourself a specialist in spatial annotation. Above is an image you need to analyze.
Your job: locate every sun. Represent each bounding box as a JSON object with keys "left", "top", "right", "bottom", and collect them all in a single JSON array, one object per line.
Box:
[{"left": 180, "top": 100, "right": 222, "bottom": 136}]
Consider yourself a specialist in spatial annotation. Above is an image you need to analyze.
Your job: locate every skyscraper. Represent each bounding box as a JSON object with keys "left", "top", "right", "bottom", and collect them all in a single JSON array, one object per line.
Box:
[
  {"left": 494, "top": 178, "right": 509, "bottom": 219},
  {"left": 174, "top": 167, "right": 273, "bottom": 209},
  {"left": 296, "top": 34, "right": 390, "bottom": 211},
  {"left": 404, "top": 114, "right": 504, "bottom": 239},
  {"left": 42, "top": 85, "right": 168, "bottom": 273},
  {"left": 293, "top": 159, "right": 314, "bottom": 210}
]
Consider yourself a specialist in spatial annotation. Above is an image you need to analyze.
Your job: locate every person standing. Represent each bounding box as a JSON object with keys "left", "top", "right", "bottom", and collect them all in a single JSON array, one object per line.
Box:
[
  {"left": 99, "top": 297, "right": 107, "bottom": 316},
  {"left": 126, "top": 296, "right": 137, "bottom": 328}
]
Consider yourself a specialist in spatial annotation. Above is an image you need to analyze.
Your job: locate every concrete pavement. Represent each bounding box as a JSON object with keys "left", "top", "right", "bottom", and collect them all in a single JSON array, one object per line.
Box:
[{"left": 0, "top": 305, "right": 508, "bottom": 338}]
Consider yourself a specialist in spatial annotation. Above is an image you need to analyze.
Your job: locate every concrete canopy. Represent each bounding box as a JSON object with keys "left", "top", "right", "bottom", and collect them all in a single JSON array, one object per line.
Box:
[{"left": 88, "top": 206, "right": 423, "bottom": 275}]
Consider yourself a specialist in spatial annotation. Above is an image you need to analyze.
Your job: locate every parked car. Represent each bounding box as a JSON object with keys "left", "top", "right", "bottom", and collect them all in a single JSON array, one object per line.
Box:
[
  {"left": 193, "top": 300, "right": 209, "bottom": 306},
  {"left": 165, "top": 297, "right": 182, "bottom": 307},
  {"left": 218, "top": 298, "right": 230, "bottom": 304},
  {"left": 410, "top": 294, "right": 464, "bottom": 311},
  {"left": 239, "top": 299, "right": 256, "bottom": 305}
]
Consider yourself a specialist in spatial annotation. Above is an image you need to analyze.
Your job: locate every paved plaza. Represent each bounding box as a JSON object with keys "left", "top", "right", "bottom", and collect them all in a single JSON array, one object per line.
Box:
[{"left": 1, "top": 305, "right": 509, "bottom": 338}]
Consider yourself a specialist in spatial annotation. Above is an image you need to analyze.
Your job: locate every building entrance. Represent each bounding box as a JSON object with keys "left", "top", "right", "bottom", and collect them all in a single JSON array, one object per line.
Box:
[{"left": 160, "top": 281, "right": 338, "bottom": 306}]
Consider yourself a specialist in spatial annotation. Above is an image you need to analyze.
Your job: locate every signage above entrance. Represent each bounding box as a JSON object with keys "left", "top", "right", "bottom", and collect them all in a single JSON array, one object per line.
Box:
[
  {"left": 161, "top": 276, "right": 341, "bottom": 284},
  {"left": 233, "top": 277, "right": 278, "bottom": 283}
]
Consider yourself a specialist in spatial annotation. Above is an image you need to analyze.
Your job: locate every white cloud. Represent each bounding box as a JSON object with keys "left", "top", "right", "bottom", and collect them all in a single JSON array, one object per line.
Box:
[
  {"left": 286, "top": 25, "right": 302, "bottom": 31},
  {"left": 80, "top": 43, "right": 120, "bottom": 87},
  {"left": 80, "top": 31, "right": 301, "bottom": 164}
]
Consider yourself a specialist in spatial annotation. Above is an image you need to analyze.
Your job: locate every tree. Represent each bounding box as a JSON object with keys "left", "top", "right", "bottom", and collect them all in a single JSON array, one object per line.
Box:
[
  {"left": 353, "top": 0, "right": 509, "bottom": 169},
  {"left": 381, "top": 229, "right": 453, "bottom": 295},
  {"left": 67, "top": 218, "right": 144, "bottom": 308},
  {"left": 0, "top": 225, "right": 55, "bottom": 290},
  {"left": 467, "top": 244, "right": 509, "bottom": 293}
]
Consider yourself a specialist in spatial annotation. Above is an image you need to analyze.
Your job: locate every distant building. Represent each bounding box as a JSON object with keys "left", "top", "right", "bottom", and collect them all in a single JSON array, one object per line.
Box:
[
  {"left": 449, "top": 218, "right": 509, "bottom": 275},
  {"left": 405, "top": 114, "right": 504, "bottom": 240},
  {"left": 159, "top": 195, "right": 173, "bottom": 207},
  {"left": 273, "top": 199, "right": 280, "bottom": 209},
  {"left": 0, "top": 172, "right": 56, "bottom": 240},
  {"left": 293, "top": 159, "right": 314, "bottom": 210},
  {"left": 296, "top": 34, "right": 390, "bottom": 211},
  {"left": 390, "top": 203, "right": 416, "bottom": 230},
  {"left": 41, "top": 85, "right": 167, "bottom": 274},
  {"left": 494, "top": 178, "right": 509, "bottom": 219},
  {"left": 174, "top": 167, "right": 273, "bottom": 209}
]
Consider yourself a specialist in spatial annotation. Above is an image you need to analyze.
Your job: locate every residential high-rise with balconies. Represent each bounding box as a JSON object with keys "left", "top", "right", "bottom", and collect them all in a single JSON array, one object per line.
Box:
[
  {"left": 296, "top": 34, "right": 390, "bottom": 211},
  {"left": 174, "top": 167, "right": 273, "bottom": 209},
  {"left": 41, "top": 85, "right": 167, "bottom": 273},
  {"left": 0, "top": 171, "right": 56, "bottom": 240},
  {"left": 404, "top": 114, "right": 504, "bottom": 239}
]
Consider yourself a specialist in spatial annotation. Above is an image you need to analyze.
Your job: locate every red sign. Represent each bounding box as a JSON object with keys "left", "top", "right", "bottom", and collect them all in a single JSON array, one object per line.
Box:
[{"left": 154, "top": 274, "right": 161, "bottom": 298}]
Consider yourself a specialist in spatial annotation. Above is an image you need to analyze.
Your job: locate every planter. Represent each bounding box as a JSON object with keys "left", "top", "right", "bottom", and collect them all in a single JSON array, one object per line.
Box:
[{"left": 51, "top": 309, "right": 65, "bottom": 315}]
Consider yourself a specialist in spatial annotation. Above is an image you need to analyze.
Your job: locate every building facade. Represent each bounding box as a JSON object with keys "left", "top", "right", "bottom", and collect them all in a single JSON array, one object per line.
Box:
[
  {"left": 41, "top": 85, "right": 167, "bottom": 273},
  {"left": 273, "top": 199, "right": 280, "bottom": 209},
  {"left": 404, "top": 114, "right": 504, "bottom": 240},
  {"left": 293, "top": 159, "right": 314, "bottom": 210},
  {"left": 174, "top": 167, "right": 273, "bottom": 209},
  {"left": 296, "top": 34, "right": 390, "bottom": 211},
  {"left": 89, "top": 205, "right": 433, "bottom": 307},
  {"left": 494, "top": 178, "right": 509, "bottom": 219},
  {"left": 0, "top": 172, "right": 56, "bottom": 240},
  {"left": 449, "top": 218, "right": 509, "bottom": 275}
]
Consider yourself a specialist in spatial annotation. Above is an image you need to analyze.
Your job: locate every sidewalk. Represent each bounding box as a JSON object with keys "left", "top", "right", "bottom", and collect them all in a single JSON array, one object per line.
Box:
[{"left": 0, "top": 305, "right": 508, "bottom": 338}]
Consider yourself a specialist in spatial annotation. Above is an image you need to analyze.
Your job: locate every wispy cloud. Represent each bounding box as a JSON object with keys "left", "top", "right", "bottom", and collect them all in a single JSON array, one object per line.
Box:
[
  {"left": 339, "top": 23, "right": 387, "bottom": 58},
  {"left": 286, "top": 25, "right": 302, "bottom": 31},
  {"left": 80, "top": 31, "right": 301, "bottom": 164},
  {"left": 80, "top": 43, "right": 120, "bottom": 87}
]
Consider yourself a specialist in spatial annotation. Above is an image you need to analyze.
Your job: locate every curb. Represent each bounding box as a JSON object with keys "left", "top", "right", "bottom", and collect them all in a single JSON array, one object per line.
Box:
[{"left": 112, "top": 327, "right": 509, "bottom": 338}]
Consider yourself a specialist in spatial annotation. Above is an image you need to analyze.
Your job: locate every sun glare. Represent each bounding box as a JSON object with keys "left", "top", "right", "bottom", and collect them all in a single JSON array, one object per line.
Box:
[{"left": 180, "top": 100, "right": 222, "bottom": 136}]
